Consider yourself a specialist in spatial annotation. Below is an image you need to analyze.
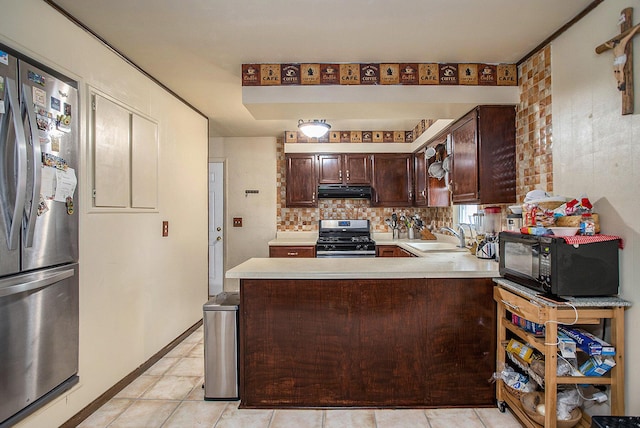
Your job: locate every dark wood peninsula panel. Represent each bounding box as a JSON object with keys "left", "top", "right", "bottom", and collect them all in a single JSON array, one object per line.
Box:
[{"left": 239, "top": 277, "right": 496, "bottom": 408}]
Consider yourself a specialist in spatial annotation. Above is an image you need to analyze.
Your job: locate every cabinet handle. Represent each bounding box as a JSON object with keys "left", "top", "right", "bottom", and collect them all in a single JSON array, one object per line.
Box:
[
  {"left": 287, "top": 252, "right": 298, "bottom": 256},
  {"left": 312, "top": 192, "right": 315, "bottom": 202},
  {"left": 501, "top": 299, "right": 520, "bottom": 311},
  {"left": 339, "top": 171, "right": 342, "bottom": 180},
  {"left": 346, "top": 170, "right": 350, "bottom": 180}
]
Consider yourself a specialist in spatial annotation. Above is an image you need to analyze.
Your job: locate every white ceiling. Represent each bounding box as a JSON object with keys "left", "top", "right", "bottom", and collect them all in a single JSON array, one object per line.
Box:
[{"left": 48, "top": 0, "right": 597, "bottom": 137}]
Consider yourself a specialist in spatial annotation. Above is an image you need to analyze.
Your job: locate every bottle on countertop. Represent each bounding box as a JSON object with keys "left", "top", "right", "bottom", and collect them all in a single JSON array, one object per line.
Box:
[{"left": 580, "top": 213, "right": 596, "bottom": 236}]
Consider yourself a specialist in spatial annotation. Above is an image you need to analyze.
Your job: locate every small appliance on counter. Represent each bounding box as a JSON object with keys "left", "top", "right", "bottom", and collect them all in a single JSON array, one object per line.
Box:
[
  {"left": 473, "top": 207, "right": 501, "bottom": 260},
  {"left": 505, "top": 214, "right": 523, "bottom": 232},
  {"left": 483, "top": 206, "right": 502, "bottom": 235},
  {"left": 476, "top": 237, "right": 497, "bottom": 259}
]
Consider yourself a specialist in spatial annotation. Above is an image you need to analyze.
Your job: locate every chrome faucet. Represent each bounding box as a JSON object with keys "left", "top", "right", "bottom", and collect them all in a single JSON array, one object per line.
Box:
[{"left": 439, "top": 225, "right": 466, "bottom": 248}]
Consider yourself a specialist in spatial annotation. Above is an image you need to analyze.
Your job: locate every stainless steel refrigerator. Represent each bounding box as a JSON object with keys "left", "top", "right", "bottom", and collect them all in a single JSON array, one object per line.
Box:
[{"left": 0, "top": 44, "right": 79, "bottom": 427}]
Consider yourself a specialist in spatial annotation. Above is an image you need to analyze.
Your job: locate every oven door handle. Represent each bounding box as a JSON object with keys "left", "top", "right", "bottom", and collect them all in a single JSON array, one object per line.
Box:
[{"left": 316, "top": 250, "right": 376, "bottom": 258}]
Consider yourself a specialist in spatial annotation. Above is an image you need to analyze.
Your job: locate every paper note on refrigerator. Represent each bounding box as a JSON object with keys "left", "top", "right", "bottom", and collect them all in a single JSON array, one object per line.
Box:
[
  {"left": 40, "top": 166, "right": 56, "bottom": 199},
  {"left": 54, "top": 167, "right": 77, "bottom": 202}
]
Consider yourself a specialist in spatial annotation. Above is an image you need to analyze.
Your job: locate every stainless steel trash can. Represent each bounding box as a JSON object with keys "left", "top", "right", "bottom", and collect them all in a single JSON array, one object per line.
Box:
[{"left": 203, "top": 292, "right": 240, "bottom": 400}]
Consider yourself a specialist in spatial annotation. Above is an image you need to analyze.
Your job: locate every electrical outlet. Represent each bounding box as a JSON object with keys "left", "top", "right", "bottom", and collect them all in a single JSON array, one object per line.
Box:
[
  {"left": 162, "top": 221, "right": 169, "bottom": 237},
  {"left": 233, "top": 217, "right": 242, "bottom": 227}
]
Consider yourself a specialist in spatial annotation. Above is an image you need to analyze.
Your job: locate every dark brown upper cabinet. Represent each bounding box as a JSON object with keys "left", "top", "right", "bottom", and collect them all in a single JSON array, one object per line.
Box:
[
  {"left": 286, "top": 154, "right": 317, "bottom": 207},
  {"left": 413, "top": 149, "right": 428, "bottom": 207},
  {"left": 449, "top": 105, "right": 516, "bottom": 205},
  {"left": 371, "top": 154, "right": 413, "bottom": 207},
  {"left": 317, "top": 154, "right": 371, "bottom": 185}
]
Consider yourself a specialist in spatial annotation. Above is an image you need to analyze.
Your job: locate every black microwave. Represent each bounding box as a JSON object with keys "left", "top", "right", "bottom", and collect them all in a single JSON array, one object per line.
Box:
[{"left": 498, "top": 232, "right": 619, "bottom": 297}]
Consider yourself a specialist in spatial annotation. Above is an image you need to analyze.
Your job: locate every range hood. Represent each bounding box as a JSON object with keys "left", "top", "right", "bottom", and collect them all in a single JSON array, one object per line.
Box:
[{"left": 317, "top": 184, "right": 372, "bottom": 199}]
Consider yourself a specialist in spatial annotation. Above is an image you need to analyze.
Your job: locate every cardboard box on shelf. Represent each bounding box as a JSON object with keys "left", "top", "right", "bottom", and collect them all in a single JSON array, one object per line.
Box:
[
  {"left": 511, "top": 313, "right": 545, "bottom": 336},
  {"left": 579, "top": 355, "right": 616, "bottom": 376},
  {"left": 557, "top": 331, "right": 577, "bottom": 359},
  {"left": 558, "top": 326, "right": 615, "bottom": 356}
]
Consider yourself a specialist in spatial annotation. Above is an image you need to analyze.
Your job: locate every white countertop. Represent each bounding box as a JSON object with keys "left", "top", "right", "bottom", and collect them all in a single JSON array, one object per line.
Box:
[
  {"left": 259, "top": 231, "right": 496, "bottom": 279},
  {"left": 268, "top": 231, "right": 317, "bottom": 246},
  {"left": 226, "top": 252, "right": 499, "bottom": 280},
  {"left": 268, "top": 231, "right": 463, "bottom": 249}
]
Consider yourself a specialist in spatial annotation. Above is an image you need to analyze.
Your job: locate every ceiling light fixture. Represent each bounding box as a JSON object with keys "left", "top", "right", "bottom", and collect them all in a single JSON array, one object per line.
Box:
[{"left": 298, "top": 119, "right": 331, "bottom": 138}]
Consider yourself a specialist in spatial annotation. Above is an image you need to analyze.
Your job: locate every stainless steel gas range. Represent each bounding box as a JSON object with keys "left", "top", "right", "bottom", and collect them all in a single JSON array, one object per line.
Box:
[{"left": 316, "top": 220, "right": 376, "bottom": 258}]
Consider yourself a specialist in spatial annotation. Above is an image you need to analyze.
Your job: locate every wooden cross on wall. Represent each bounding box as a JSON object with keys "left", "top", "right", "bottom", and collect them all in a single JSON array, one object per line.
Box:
[{"left": 595, "top": 7, "right": 640, "bottom": 115}]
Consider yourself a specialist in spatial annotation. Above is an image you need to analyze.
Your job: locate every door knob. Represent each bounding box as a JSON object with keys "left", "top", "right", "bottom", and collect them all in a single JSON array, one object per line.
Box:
[
  {"left": 216, "top": 236, "right": 222, "bottom": 241},
  {"left": 216, "top": 227, "right": 222, "bottom": 231}
]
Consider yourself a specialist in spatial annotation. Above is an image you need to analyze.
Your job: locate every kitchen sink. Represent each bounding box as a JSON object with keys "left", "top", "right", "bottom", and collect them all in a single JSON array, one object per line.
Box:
[{"left": 405, "top": 242, "right": 467, "bottom": 252}]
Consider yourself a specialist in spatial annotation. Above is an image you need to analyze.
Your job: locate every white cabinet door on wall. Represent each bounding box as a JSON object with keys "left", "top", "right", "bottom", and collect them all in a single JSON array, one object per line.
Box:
[
  {"left": 92, "top": 93, "right": 159, "bottom": 210},
  {"left": 131, "top": 114, "right": 158, "bottom": 209},
  {"left": 93, "top": 94, "right": 130, "bottom": 207}
]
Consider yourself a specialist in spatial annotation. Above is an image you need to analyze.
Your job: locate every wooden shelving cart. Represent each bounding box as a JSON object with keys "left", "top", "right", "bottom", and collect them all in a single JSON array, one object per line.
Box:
[{"left": 493, "top": 279, "right": 631, "bottom": 428}]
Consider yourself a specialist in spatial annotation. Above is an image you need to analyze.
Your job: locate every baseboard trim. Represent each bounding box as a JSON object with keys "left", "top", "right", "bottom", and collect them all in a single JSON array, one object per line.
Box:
[{"left": 60, "top": 319, "right": 203, "bottom": 428}]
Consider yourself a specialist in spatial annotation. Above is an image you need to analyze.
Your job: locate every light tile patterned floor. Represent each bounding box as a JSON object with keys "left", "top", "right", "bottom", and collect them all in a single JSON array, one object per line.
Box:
[{"left": 78, "top": 326, "right": 523, "bottom": 427}]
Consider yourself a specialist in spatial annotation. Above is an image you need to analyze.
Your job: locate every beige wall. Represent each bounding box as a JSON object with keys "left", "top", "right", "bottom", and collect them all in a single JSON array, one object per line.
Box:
[
  {"left": 209, "top": 137, "right": 278, "bottom": 291},
  {"left": 1, "top": 1, "right": 209, "bottom": 427},
  {"left": 552, "top": 0, "right": 640, "bottom": 413}
]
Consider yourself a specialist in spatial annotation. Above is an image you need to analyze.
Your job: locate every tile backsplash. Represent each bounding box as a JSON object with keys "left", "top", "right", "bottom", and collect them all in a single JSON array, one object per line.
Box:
[
  {"left": 276, "top": 138, "right": 452, "bottom": 232},
  {"left": 516, "top": 45, "right": 553, "bottom": 201}
]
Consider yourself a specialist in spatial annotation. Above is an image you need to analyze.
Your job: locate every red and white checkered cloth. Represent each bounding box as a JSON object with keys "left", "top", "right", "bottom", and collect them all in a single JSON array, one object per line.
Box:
[{"left": 560, "top": 234, "right": 624, "bottom": 249}]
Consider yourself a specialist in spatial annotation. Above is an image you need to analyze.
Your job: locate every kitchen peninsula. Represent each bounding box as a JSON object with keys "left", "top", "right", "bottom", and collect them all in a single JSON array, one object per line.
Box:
[{"left": 226, "top": 251, "right": 500, "bottom": 408}]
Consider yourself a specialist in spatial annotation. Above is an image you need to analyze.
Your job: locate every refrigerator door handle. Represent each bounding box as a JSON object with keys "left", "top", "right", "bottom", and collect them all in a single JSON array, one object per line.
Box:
[
  {"left": 0, "top": 268, "right": 74, "bottom": 298},
  {"left": 0, "top": 78, "right": 28, "bottom": 250},
  {"left": 21, "top": 83, "right": 43, "bottom": 248}
]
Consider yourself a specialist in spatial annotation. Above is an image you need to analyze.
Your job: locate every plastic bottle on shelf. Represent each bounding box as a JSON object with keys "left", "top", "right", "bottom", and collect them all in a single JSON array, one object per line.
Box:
[{"left": 580, "top": 213, "right": 596, "bottom": 236}]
